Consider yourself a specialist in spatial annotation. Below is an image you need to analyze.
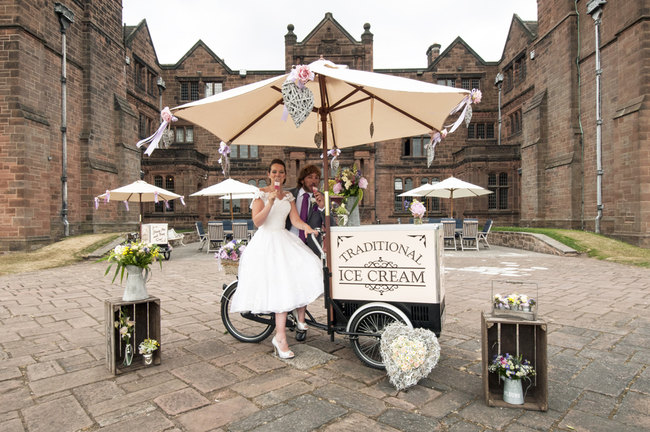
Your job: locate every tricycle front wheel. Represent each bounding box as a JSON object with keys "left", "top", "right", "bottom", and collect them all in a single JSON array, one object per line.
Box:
[{"left": 348, "top": 305, "right": 407, "bottom": 370}]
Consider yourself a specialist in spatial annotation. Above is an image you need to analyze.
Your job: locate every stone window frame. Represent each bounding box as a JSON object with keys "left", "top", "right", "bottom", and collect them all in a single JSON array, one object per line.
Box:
[
  {"left": 504, "top": 52, "right": 526, "bottom": 94},
  {"left": 138, "top": 113, "right": 153, "bottom": 139},
  {"left": 205, "top": 81, "right": 223, "bottom": 98},
  {"left": 178, "top": 77, "right": 201, "bottom": 102},
  {"left": 133, "top": 56, "right": 157, "bottom": 97},
  {"left": 468, "top": 123, "right": 495, "bottom": 139},
  {"left": 402, "top": 135, "right": 428, "bottom": 157},
  {"left": 173, "top": 126, "right": 194, "bottom": 144},
  {"left": 461, "top": 77, "right": 481, "bottom": 91},
  {"left": 152, "top": 175, "right": 176, "bottom": 213},
  {"left": 488, "top": 172, "right": 509, "bottom": 210},
  {"left": 230, "top": 144, "right": 259, "bottom": 160}
]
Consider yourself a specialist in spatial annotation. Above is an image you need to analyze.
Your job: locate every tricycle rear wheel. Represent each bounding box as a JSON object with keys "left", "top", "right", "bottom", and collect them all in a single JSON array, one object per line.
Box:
[{"left": 220, "top": 281, "right": 275, "bottom": 343}]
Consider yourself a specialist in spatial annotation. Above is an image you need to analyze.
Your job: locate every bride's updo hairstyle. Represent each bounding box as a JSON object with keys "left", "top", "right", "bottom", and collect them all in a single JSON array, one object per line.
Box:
[{"left": 268, "top": 159, "right": 287, "bottom": 184}]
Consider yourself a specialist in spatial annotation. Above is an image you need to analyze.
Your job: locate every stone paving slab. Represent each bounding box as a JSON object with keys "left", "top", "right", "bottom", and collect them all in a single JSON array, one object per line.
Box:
[{"left": 0, "top": 242, "right": 649, "bottom": 431}]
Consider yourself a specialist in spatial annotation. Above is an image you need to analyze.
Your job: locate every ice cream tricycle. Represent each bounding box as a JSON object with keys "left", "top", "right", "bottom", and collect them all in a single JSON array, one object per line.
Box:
[{"left": 220, "top": 223, "right": 445, "bottom": 369}]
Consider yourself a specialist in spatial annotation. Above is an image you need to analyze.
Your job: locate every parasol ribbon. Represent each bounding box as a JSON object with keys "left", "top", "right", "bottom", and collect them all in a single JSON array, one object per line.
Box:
[
  {"left": 104, "top": 190, "right": 110, "bottom": 203},
  {"left": 154, "top": 191, "right": 159, "bottom": 203},
  {"left": 136, "top": 107, "right": 177, "bottom": 156},
  {"left": 218, "top": 141, "right": 231, "bottom": 177},
  {"left": 425, "top": 129, "right": 447, "bottom": 167},
  {"left": 321, "top": 148, "right": 341, "bottom": 173},
  {"left": 94, "top": 197, "right": 99, "bottom": 210},
  {"left": 165, "top": 200, "right": 170, "bottom": 209},
  {"left": 180, "top": 196, "right": 185, "bottom": 206},
  {"left": 445, "top": 88, "right": 482, "bottom": 134},
  {"left": 123, "top": 201, "right": 129, "bottom": 211}
]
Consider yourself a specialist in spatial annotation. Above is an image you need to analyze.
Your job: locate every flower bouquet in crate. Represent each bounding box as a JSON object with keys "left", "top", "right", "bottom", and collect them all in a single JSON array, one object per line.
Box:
[{"left": 491, "top": 280, "right": 538, "bottom": 320}]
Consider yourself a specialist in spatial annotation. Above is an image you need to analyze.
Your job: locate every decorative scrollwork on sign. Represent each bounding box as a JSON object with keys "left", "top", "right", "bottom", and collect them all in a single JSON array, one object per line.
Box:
[
  {"left": 407, "top": 234, "right": 427, "bottom": 247},
  {"left": 365, "top": 283, "right": 399, "bottom": 295},
  {"left": 336, "top": 235, "right": 354, "bottom": 248},
  {"left": 364, "top": 257, "right": 399, "bottom": 295},
  {"left": 364, "top": 257, "right": 398, "bottom": 269}
]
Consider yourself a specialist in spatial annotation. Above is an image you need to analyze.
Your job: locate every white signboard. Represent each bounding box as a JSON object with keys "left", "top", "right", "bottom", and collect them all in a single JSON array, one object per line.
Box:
[
  {"left": 331, "top": 224, "right": 444, "bottom": 304},
  {"left": 141, "top": 223, "right": 168, "bottom": 244}
]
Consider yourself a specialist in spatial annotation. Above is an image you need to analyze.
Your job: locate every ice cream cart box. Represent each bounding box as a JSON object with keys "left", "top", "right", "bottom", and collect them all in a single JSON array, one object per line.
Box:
[{"left": 330, "top": 224, "right": 445, "bottom": 334}]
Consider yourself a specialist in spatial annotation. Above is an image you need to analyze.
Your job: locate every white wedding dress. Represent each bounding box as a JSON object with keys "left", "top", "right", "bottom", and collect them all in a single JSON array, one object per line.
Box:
[{"left": 229, "top": 191, "right": 323, "bottom": 314}]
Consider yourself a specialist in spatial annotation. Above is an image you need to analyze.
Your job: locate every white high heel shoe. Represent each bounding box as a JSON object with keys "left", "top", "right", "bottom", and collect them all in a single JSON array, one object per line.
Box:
[
  {"left": 271, "top": 337, "right": 295, "bottom": 359},
  {"left": 292, "top": 311, "right": 308, "bottom": 331}
]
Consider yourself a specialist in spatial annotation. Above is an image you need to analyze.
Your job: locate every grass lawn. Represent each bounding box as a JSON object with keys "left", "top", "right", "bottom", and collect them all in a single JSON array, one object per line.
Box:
[{"left": 494, "top": 227, "right": 650, "bottom": 268}]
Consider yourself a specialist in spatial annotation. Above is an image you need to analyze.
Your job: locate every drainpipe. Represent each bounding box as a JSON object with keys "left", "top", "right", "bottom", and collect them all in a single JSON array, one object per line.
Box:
[
  {"left": 54, "top": 3, "right": 74, "bottom": 236},
  {"left": 587, "top": 0, "right": 606, "bottom": 233}
]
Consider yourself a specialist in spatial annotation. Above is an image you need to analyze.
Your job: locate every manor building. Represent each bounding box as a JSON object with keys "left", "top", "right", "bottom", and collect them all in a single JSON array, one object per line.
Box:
[{"left": 1, "top": 1, "right": 648, "bottom": 251}]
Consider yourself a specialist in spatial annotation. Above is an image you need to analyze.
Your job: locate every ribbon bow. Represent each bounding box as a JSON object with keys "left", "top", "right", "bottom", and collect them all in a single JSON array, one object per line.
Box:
[
  {"left": 218, "top": 141, "right": 231, "bottom": 177},
  {"left": 321, "top": 148, "right": 341, "bottom": 173},
  {"left": 136, "top": 107, "right": 178, "bottom": 156},
  {"left": 425, "top": 129, "right": 448, "bottom": 167}
]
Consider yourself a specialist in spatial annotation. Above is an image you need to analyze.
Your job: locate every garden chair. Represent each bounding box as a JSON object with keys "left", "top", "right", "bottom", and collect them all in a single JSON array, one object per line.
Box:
[
  {"left": 441, "top": 219, "right": 457, "bottom": 251},
  {"left": 167, "top": 228, "right": 185, "bottom": 247},
  {"left": 461, "top": 219, "right": 479, "bottom": 251},
  {"left": 232, "top": 222, "right": 249, "bottom": 244},
  {"left": 206, "top": 222, "right": 225, "bottom": 254},
  {"left": 478, "top": 219, "right": 493, "bottom": 248},
  {"left": 195, "top": 221, "right": 208, "bottom": 251}
]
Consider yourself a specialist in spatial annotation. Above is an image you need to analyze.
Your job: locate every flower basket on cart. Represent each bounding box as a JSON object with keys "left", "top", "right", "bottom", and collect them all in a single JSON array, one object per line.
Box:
[
  {"left": 216, "top": 239, "right": 245, "bottom": 277},
  {"left": 491, "top": 280, "right": 538, "bottom": 321}
]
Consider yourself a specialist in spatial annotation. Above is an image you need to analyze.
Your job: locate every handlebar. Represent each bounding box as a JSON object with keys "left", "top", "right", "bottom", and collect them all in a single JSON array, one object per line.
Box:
[{"left": 309, "top": 229, "right": 326, "bottom": 261}]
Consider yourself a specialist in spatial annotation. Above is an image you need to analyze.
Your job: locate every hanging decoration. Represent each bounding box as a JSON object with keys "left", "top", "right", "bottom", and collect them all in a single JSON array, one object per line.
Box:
[
  {"left": 369, "top": 97, "right": 375, "bottom": 138},
  {"left": 314, "top": 120, "right": 322, "bottom": 148},
  {"left": 136, "top": 107, "right": 178, "bottom": 156},
  {"left": 321, "top": 147, "right": 341, "bottom": 173},
  {"left": 218, "top": 141, "right": 231, "bottom": 177},
  {"left": 423, "top": 88, "right": 482, "bottom": 167},
  {"left": 281, "top": 65, "right": 315, "bottom": 128},
  {"left": 123, "top": 201, "right": 129, "bottom": 211},
  {"left": 425, "top": 129, "right": 448, "bottom": 168}
]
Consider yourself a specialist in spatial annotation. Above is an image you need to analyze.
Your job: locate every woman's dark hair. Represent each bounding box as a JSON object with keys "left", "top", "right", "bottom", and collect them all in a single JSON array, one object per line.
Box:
[{"left": 268, "top": 159, "right": 287, "bottom": 184}]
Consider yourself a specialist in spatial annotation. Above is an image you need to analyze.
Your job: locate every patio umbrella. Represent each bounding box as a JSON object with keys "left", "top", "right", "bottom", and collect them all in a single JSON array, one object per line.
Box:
[
  {"left": 95, "top": 180, "right": 184, "bottom": 231},
  {"left": 170, "top": 58, "right": 476, "bottom": 270},
  {"left": 190, "top": 178, "right": 259, "bottom": 221},
  {"left": 400, "top": 176, "right": 492, "bottom": 218}
]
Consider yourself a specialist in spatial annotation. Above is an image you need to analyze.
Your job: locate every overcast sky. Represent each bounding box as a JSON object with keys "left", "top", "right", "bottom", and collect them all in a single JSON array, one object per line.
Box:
[{"left": 122, "top": 0, "right": 537, "bottom": 70}]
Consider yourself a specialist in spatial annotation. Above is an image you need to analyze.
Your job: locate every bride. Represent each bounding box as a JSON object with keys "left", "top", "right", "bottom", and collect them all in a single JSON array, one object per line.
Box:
[{"left": 229, "top": 159, "right": 323, "bottom": 359}]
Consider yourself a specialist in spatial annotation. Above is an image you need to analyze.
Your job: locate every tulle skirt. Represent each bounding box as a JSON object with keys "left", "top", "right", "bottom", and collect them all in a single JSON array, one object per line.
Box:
[{"left": 229, "top": 227, "right": 323, "bottom": 314}]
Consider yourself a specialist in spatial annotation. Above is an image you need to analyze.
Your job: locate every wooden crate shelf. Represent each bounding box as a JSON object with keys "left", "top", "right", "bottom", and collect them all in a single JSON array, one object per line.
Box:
[
  {"left": 105, "top": 296, "right": 161, "bottom": 374},
  {"left": 481, "top": 312, "right": 548, "bottom": 411}
]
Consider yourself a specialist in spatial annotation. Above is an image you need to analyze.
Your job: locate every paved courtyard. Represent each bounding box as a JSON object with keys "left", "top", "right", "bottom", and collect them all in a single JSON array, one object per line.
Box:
[{"left": 1, "top": 242, "right": 648, "bottom": 431}]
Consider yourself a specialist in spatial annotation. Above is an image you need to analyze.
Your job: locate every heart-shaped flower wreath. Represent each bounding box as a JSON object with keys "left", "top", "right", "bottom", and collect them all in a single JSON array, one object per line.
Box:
[{"left": 380, "top": 323, "right": 441, "bottom": 391}]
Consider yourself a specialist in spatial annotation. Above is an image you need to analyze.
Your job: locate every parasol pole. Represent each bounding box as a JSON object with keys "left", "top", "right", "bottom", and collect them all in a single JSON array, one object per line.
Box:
[
  {"left": 139, "top": 193, "right": 143, "bottom": 238},
  {"left": 318, "top": 73, "right": 334, "bottom": 336},
  {"left": 230, "top": 193, "right": 234, "bottom": 221},
  {"left": 449, "top": 189, "right": 454, "bottom": 219}
]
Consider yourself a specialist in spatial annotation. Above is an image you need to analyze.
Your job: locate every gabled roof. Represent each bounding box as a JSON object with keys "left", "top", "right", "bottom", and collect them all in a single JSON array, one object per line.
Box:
[
  {"left": 123, "top": 19, "right": 161, "bottom": 66},
  {"left": 161, "top": 40, "right": 233, "bottom": 73},
  {"left": 427, "top": 36, "right": 491, "bottom": 71},
  {"left": 499, "top": 14, "right": 538, "bottom": 62},
  {"left": 297, "top": 12, "right": 361, "bottom": 46}
]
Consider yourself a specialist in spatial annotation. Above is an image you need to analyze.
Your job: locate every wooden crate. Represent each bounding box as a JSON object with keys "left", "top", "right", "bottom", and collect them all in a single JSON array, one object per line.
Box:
[
  {"left": 481, "top": 312, "right": 548, "bottom": 411},
  {"left": 105, "top": 296, "right": 161, "bottom": 374}
]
